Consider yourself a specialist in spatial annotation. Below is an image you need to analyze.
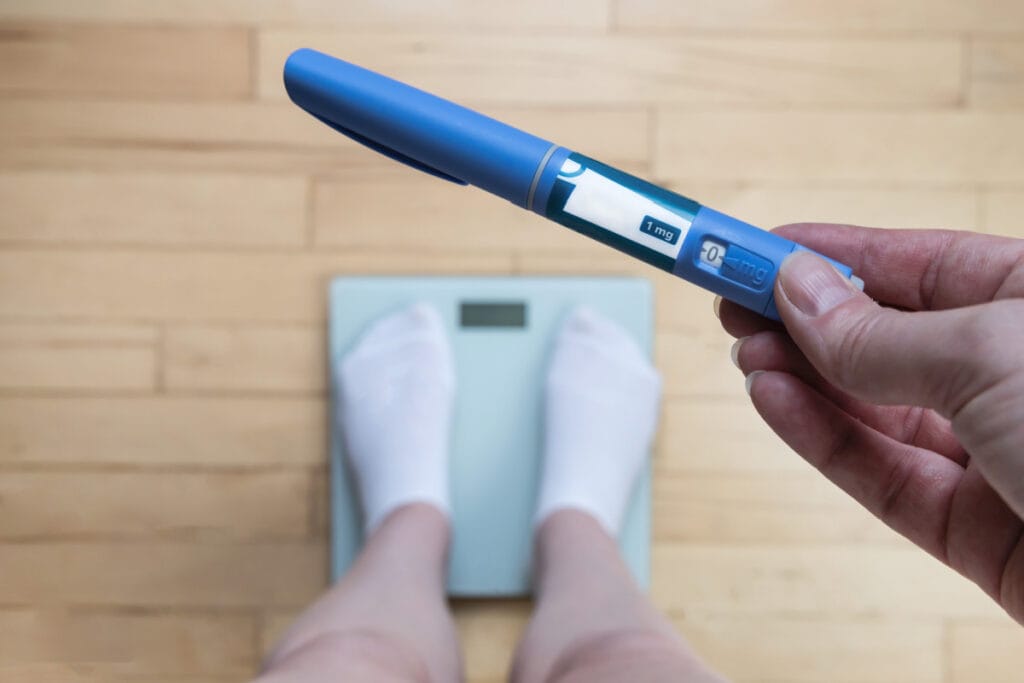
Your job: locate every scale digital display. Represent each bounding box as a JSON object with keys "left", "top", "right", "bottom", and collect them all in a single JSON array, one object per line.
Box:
[{"left": 460, "top": 302, "right": 527, "bottom": 328}]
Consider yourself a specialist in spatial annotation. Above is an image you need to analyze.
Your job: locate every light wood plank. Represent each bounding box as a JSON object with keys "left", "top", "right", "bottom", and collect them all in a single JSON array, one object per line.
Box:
[
  {"left": 0, "top": 171, "right": 308, "bottom": 247},
  {"left": 651, "top": 543, "right": 1004, "bottom": 618},
  {"left": 0, "top": 471, "right": 310, "bottom": 541},
  {"left": 970, "top": 39, "right": 1024, "bottom": 109},
  {"left": 0, "top": 664, "right": 108, "bottom": 682},
  {"left": 309, "top": 467, "right": 329, "bottom": 539},
  {"left": 0, "top": 322, "right": 155, "bottom": 391},
  {"left": 676, "top": 183, "right": 979, "bottom": 233},
  {"left": 978, "top": 188, "right": 1024, "bottom": 239},
  {"left": 982, "top": 189, "right": 1024, "bottom": 239},
  {"left": 0, "top": 396, "right": 324, "bottom": 466},
  {"left": 655, "top": 111, "right": 1024, "bottom": 184},
  {"left": 0, "top": 322, "right": 156, "bottom": 345},
  {"left": 614, "top": 0, "right": 1024, "bottom": 33},
  {"left": 653, "top": 470, "right": 900, "bottom": 544},
  {"left": 0, "top": 542, "right": 326, "bottom": 608},
  {"left": 0, "top": 100, "right": 649, "bottom": 174},
  {"left": 0, "top": 0, "right": 611, "bottom": 30},
  {"left": 0, "top": 139, "right": 392, "bottom": 177},
  {"left": 0, "top": 608, "right": 254, "bottom": 675},
  {"left": 456, "top": 601, "right": 530, "bottom": 682},
  {"left": 947, "top": 618, "right": 1024, "bottom": 683},
  {"left": 0, "top": 3, "right": 1020, "bottom": 680},
  {"left": 0, "top": 664, "right": 239, "bottom": 683},
  {"left": 164, "top": 325, "right": 323, "bottom": 394},
  {"left": 657, "top": 398, "right": 806, "bottom": 473},
  {"left": 258, "top": 611, "right": 299, "bottom": 659},
  {"left": 0, "top": 24, "right": 249, "bottom": 99},
  {"left": 259, "top": 31, "right": 961, "bottom": 106},
  {"left": 0, "top": 99, "right": 349, "bottom": 149},
  {"left": 0, "top": 249, "right": 514, "bottom": 323},
  {"left": 315, "top": 174, "right": 580, "bottom": 252},
  {"left": 673, "top": 613, "right": 944, "bottom": 683},
  {"left": 656, "top": 329, "right": 739, "bottom": 399}
]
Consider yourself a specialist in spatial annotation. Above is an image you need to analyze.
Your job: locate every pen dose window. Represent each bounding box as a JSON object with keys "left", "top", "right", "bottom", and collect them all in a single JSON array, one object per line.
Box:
[{"left": 460, "top": 302, "right": 527, "bottom": 328}]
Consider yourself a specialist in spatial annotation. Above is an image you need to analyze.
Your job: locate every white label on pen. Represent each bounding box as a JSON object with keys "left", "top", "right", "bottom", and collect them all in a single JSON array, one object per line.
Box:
[{"left": 558, "top": 160, "right": 690, "bottom": 260}]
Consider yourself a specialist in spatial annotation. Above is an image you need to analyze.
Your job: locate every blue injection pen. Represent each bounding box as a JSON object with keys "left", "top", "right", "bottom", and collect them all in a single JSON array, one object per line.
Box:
[{"left": 283, "top": 48, "right": 862, "bottom": 320}]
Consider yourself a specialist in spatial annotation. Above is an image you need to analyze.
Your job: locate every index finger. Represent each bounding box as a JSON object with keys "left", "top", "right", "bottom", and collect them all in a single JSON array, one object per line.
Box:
[{"left": 772, "top": 223, "right": 1024, "bottom": 311}]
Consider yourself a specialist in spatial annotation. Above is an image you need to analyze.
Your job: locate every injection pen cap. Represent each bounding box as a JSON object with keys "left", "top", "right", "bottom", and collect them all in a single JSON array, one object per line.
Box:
[{"left": 283, "top": 48, "right": 570, "bottom": 209}]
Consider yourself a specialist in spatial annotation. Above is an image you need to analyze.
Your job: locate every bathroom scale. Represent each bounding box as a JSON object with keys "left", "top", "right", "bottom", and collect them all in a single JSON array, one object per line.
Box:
[{"left": 329, "top": 276, "right": 653, "bottom": 597}]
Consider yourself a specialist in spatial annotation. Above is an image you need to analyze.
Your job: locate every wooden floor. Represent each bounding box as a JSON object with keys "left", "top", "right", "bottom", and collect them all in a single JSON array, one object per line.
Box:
[{"left": 2, "top": 2, "right": 1023, "bottom": 681}]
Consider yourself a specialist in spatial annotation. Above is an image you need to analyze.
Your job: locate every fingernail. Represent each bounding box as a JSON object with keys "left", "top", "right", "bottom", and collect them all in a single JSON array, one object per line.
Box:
[
  {"left": 713, "top": 295, "right": 722, "bottom": 319},
  {"left": 778, "top": 251, "right": 858, "bottom": 317},
  {"left": 744, "top": 370, "right": 765, "bottom": 396},
  {"left": 730, "top": 336, "right": 748, "bottom": 369}
]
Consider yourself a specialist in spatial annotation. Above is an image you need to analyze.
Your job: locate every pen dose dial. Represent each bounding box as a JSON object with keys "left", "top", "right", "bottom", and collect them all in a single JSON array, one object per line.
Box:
[{"left": 698, "top": 238, "right": 726, "bottom": 269}]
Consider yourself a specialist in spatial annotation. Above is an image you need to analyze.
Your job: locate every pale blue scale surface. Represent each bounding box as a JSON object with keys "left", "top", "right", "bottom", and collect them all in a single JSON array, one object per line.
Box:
[{"left": 329, "top": 276, "right": 653, "bottom": 596}]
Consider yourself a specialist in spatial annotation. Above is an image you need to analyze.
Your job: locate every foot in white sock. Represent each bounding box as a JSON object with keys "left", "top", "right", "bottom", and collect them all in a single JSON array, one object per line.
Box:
[
  {"left": 534, "top": 306, "right": 661, "bottom": 537},
  {"left": 337, "top": 302, "right": 455, "bottom": 534}
]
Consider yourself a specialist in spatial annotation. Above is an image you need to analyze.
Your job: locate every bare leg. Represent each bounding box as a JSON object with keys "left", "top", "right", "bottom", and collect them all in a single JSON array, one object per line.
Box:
[
  {"left": 256, "top": 503, "right": 461, "bottom": 683},
  {"left": 511, "top": 509, "right": 725, "bottom": 683}
]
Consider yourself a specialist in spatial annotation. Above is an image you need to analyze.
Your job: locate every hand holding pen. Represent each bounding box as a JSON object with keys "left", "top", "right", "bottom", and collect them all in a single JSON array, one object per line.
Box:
[{"left": 720, "top": 224, "right": 1024, "bottom": 624}]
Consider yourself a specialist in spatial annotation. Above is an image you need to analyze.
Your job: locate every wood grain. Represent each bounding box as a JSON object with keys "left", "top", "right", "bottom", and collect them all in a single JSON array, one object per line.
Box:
[
  {"left": 655, "top": 111, "right": 1024, "bottom": 184},
  {"left": 164, "top": 325, "right": 324, "bottom": 394},
  {"left": 0, "top": 0, "right": 612, "bottom": 30},
  {"left": 0, "top": 542, "right": 326, "bottom": 608},
  {"left": 1, "top": 8, "right": 1022, "bottom": 682},
  {"left": 0, "top": 608, "right": 254, "bottom": 675},
  {"left": 615, "top": 0, "right": 1024, "bottom": 33},
  {"left": 0, "top": 322, "right": 156, "bottom": 392},
  {"left": 0, "top": 100, "right": 649, "bottom": 174},
  {"left": 0, "top": 470, "right": 311, "bottom": 541},
  {"left": 947, "top": 618, "right": 1024, "bottom": 683},
  {"left": 259, "top": 31, "right": 962, "bottom": 107},
  {"left": 657, "top": 398, "right": 805, "bottom": 473},
  {"left": 674, "top": 613, "right": 944, "bottom": 683},
  {"left": 0, "top": 170, "right": 308, "bottom": 247},
  {"left": 0, "top": 249, "right": 514, "bottom": 322},
  {"left": 970, "top": 39, "right": 1024, "bottom": 108},
  {"left": 651, "top": 544, "right": 1004, "bottom": 618},
  {"left": 672, "top": 184, "right": 980, "bottom": 233},
  {"left": 982, "top": 189, "right": 1024, "bottom": 238},
  {"left": 0, "top": 24, "right": 250, "bottom": 99},
  {"left": 653, "top": 470, "right": 901, "bottom": 544},
  {"left": 0, "top": 396, "right": 324, "bottom": 466}
]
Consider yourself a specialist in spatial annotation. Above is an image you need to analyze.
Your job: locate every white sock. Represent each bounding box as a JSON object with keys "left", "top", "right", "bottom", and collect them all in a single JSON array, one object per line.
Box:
[
  {"left": 337, "top": 302, "right": 454, "bottom": 534},
  {"left": 534, "top": 306, "right": 661, "bottom": 537}
]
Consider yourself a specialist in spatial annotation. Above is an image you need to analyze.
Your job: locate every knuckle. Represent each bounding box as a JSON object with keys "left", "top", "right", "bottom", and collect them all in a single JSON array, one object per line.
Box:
[
  {"left": 941, "top": 304, "right": 1020, "bottom": 415},
  {"left": 827, "top": 304, "right": 885, "bottom": 392},
  {"left": 952, "top": 369, "right": 1024, "bottom": 475}
]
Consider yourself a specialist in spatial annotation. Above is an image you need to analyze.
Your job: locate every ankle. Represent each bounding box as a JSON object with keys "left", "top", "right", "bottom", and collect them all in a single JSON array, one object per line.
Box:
[
  {"left": 533, "top": 509, "right": 626, "bottom": 597},
  {"left": 536, "top": 508, "right": 610, "bottom": 549},
  {"left": 373, "top": 502, "right": 450, "bottom": 541}
]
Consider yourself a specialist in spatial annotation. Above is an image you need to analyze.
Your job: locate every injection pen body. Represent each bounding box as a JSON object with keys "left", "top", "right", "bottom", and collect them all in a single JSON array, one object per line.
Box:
[
  {"left": 283, "top": 49, "right": 861, "bottom": 320},
  {"left": 533, "top": 152, "right": 861, "bottom": 320}
]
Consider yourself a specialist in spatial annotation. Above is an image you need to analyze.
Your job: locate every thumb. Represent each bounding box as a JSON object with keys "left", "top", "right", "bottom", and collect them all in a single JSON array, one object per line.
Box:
[{"left": 774, "top": 251, "right": 1009, "bottom": 419}]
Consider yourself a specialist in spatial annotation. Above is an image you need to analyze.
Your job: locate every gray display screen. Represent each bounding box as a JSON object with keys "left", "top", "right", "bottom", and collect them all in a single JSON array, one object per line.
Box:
[{"left": 459, "top": 302, "right": 526, "bottom": 328}]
